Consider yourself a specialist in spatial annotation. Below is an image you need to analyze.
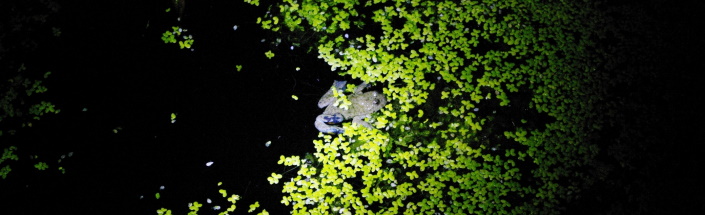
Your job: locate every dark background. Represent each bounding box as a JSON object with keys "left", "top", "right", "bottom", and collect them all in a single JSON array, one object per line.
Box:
[
  {"left": 1, "top": 0, "right": 704, "bottom": 214},
  {"left": 2, "top": 0, "right": 338, "bottom": 214}
]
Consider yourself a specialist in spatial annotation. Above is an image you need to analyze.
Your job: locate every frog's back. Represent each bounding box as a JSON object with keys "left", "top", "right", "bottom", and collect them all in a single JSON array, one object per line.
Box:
[{"left": 348, "top": 91, "right": 386, "bottom": 115}]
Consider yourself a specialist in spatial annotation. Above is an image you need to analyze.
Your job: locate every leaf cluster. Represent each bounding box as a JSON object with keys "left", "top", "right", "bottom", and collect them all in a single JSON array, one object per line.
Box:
[
  {"left": 255, "top": 0, "right": 648, "bottom": 214},
  {"left": 162, "top": 26, "right": 195, "bottom": 49}
]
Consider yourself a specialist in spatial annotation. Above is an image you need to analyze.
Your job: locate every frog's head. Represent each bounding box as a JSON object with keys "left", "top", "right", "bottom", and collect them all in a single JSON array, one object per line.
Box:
[{"left": 359, "top": 91, "right": 387, "bottom": 113}]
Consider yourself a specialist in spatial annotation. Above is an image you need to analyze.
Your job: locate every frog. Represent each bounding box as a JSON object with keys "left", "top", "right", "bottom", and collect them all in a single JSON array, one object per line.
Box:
[{"left": 315, "top": 80, "right": 387, "bottom": 134}]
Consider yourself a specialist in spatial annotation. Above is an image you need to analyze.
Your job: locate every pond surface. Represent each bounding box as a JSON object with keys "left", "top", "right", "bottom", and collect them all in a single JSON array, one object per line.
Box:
[{"left": 1, "top": 0, "right": 337, "bottom": 214}]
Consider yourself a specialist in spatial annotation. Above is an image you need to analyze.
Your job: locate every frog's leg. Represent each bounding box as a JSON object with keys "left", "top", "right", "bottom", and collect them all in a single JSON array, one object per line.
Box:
[
  {"left": 319, "top": 113, "right": 344, "bottom": 124},
  {"left": 352, "top": 115, "right": 375, "bottom": 129},
  {"left": 318, "top": 80, "right": 347, "bottom": 108},
  {"left": 315, "top": 113, "right": 345, "bottom": 134}
]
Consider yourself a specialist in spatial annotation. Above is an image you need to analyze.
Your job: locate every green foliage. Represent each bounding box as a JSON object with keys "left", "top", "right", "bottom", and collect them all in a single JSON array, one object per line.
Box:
[
  {"left": 244, "top": 0, "right": 260, "bottom": 6},
  {"left": 331, "top": 84, "right": 352, "bottom": 110},
  {"left": 188, "top": 201, "right": 202, "bottom": 215},
  {"left": 267, "top": 172, "right": 283, "bottom": 184},
  {"left": 248, "top": 201, "right": 260, "bottom": 213},
  {"left": 264, "top": 50, "right": 275, "bottom": 59},
  {"left": 1, "top": 0, "right": 62, "bottom": 134},
  {"left": 157, "top": 208, "right": 173, "bottom": 215},
  {"left": 1, "top": 0, "right": 62, "bottom": 182},
  {"left": 0, "top": 162, "right": 11, "bottom": 179},
  {"left": 1, "top": 146, "right": 19, "bottom": 179},
  {"left": 28, "top": 101, "right": 59, "bottom": 121},
  {"left": 1, "top": 65, "right": 60, "bottom": 135},
  {"left": 162, "top": 26, "right": 195, "bottom": 49},
  {"left": 0, "top": 65, "right": 59, "bottom": 179},
  {"left": 34, "top": 162, "right": 48, "bottom": 170},
  {"left": 25, "top": 153, "right": 72, "bottom": 175},
  {"left": 250, "top": 0, "right": 650, "bottom": 214}
]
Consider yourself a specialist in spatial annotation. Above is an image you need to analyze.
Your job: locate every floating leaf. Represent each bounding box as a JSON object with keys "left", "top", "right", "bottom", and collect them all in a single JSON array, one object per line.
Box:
[
  {"left": 34, "top": 162, "right": 48, "bottom": 170},
  {"left": 267, "top": 173, "right": 282, "bottom": 184},
  {"left": 227, "top": 194, "right": 240, "bottom": 203},
  {"left": 157, "top": 208, "right": 171, "bottom": 215},
  {"left": 248, "top": 201, "right": 260, "bottom": 213},
  {"left": 264, "top": 50, "right": 275, "bottom": 59},
  {"left": 189, "top": 201, "right": 202, "bottom": 211}
]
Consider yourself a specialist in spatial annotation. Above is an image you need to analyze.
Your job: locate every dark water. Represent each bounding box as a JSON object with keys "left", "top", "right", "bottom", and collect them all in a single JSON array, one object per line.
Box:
[{"left": 1, "top": 0, "right": 337, "bottom": 214}]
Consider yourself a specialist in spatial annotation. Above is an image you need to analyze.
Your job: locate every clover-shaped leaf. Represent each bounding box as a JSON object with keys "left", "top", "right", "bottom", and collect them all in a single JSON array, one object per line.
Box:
[
  {"left": 264, "top": 50, "right": 275, "bottom": 59},
  {"left": 248, "top": 201, "right": 260, "bottom": 213}
]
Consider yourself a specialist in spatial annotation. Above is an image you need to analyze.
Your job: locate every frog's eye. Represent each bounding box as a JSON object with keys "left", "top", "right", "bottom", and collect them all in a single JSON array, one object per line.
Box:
[{"left": 373, "top": 99, "right": 380, "bottom": 105}]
